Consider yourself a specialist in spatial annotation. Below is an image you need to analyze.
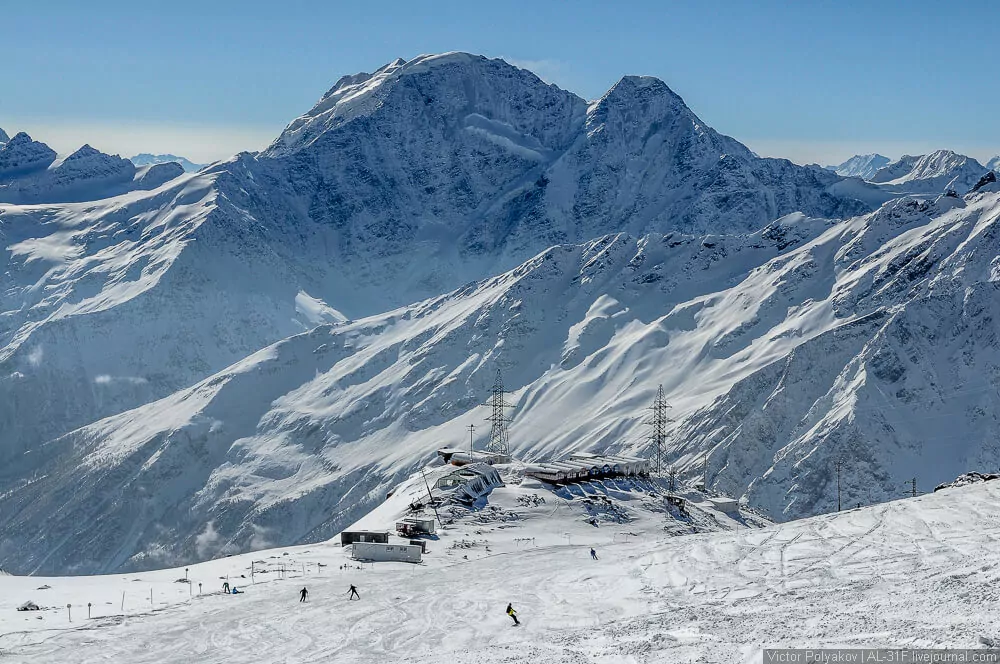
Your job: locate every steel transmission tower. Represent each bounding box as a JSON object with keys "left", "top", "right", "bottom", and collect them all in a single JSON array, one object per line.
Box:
[
  {"left": 485, "top": 369, "right": 514, "bottom": 455},
  {"left": 647, "top": 384, "right": 672, "bottom": 476}
]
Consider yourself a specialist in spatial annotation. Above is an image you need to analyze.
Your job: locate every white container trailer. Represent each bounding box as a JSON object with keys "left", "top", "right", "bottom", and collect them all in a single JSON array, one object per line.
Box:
[{"left": 351, "top": 542, "right": 423, "bottom": 563}]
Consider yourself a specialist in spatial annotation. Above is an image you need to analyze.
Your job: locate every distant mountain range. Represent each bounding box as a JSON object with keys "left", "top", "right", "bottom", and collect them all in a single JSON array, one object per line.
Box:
[
  {"left": 0, "top": 133, "right": 185, "bottom": 204},
  {"left": 826, "top": 153, "right": 890, "bottom": 179},
  {"left": 129, "top": 153, "right": 205, "bottom": 173}
]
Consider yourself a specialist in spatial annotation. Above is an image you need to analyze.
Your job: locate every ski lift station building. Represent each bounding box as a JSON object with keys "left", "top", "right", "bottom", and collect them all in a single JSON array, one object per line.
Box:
[
  {"left": 524, "top": 453, "right": 649, "bottom": 484},
  {"left": 351, "top": 541, "right": 423, "bottom": 564},
  {"left": 434, "top": 462, "right": 503, "bottom": 503}
]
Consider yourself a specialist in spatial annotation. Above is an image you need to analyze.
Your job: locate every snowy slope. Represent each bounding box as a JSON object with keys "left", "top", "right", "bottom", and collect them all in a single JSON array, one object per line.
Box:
[
  {"left": 129, "top": 153, "right": 205, "bottom": 173},
  {"left": 1, "top": 473, "right": 998, "bottom": 663},
  {"left": 0, "top": 54, "right": 882, "bottom": 478},
  {"left": 870, "top": 150, "right": 988, "bottom": 194},
  {"left": 5, "top": 187, "right": 1000, "bottom": 574},
  {"left": 826, "top": 153, "right": 890, "bottom": 179}
]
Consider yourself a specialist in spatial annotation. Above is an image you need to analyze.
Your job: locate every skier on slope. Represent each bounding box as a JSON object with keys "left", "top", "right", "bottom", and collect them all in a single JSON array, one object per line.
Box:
[
  {"left": 506, "top": 603, "right": 520, "bottom": 626},
  {"left": 590, "top": 548, "right": 599, "bottom": 560},
  {"left": 300, "top": 587, "right": 308, "bottom": 602},
  {"left": 348, "top": 584, "right": 360, "bottom": 600},
  {"left": 222, "top": 581, "right": 230, "bottom": 593}
]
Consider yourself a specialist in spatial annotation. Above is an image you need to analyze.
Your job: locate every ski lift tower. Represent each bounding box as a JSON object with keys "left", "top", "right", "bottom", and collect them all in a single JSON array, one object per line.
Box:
[
  {"left": 485, "top": 369, "right": 514, "bottom": 456},
  {"left": 646, "top": 384, "right": 673, "bottom": 476}
]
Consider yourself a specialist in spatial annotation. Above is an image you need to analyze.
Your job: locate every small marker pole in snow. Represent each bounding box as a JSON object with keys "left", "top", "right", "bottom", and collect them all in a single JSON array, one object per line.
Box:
[
  {"left": 302, "top": 563, "right": 306, "bottom": 577},
  {"left": 88, "top": 602, "right": 92, "bottom": 619},
  {"left": 251, "top": 561, "right": 255, "bottom": 584},
  {"left": 150, "top": 588, "right": 153, "bottom": 607},
  {"left": 198, "top": 583, "right": 202, "bottom": 595},
  {"left": 185, "top": 567, "right": 189, "bottom": 581},
  {"left": 121, "top": 591, "right": 126, "bottom": 613}
]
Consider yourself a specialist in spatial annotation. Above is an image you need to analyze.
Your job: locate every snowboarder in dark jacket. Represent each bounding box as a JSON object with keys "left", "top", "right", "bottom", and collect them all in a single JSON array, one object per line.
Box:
[
  {"left": 348, "top": 585, "right": 360, "bottom": 600},
  {"left": 506, "top": 603, "right": 519, "bottom": 625},
  {"left": 300, "top": 587, "right": 308, "bottom": 602},
  {"left": 590, "top": 548, "right": 599, "bottom": 560},
  {"left": 222, "top": 581, "right": 230, "bottom": 593}
]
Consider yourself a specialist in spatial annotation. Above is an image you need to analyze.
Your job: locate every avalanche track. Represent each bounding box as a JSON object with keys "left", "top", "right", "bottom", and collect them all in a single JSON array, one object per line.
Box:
[{"left": 1, "top": 478, "right": 998, "bottom": 663}]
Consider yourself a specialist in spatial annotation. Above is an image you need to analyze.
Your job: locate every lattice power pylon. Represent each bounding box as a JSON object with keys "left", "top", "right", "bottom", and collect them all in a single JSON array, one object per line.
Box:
[
  {"left": 647, "top": 384, "right": 673, "bottom": 476},
  {"left": 485, "top": 369, "right": 514, "bottom": 455}
]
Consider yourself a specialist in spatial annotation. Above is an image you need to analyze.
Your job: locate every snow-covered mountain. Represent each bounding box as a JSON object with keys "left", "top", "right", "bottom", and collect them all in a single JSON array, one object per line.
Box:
[
  {"left": 130, "top": 153, "right": 205, "bottom": 173},
  {"left": 0, "top": 128, "right": 9, "bottom": 146},
  {"left": 4, "top": 180, "right": 1000, "bottom": 574},
  {"left": 0, "top": 53, "right": 884, "bottom": 475},
  {"left": 0, "top": 135, "right": 185, "bottom": 203},
  {"left": 870, "top": 150, "right": 988, "bottom": 194},
  {"left": 988, "top": 155, "right": 1000, "bottom": 173},
  {"left": 826, "top": 153, "right": 890, "bottom": 179}
]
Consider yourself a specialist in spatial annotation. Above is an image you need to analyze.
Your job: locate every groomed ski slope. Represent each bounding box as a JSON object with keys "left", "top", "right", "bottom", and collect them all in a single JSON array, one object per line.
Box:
[{"left": 2, "top": 475, "right": 998, "bottom": 663}]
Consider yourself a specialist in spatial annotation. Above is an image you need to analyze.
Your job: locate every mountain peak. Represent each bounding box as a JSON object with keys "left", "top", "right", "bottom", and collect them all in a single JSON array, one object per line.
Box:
[
  {"left": 600, "top": 74, "right": 687, "bottom": 106},
  {"left": 265, "top": 52, "right": 582, "bottom": 158},
  {"left": 0, "top": 128, "right": 8, "bottom": 145},
  {"left": 129, "top": 153, "right": 204, "bottom": 173},
  {"left": 65, "top": 144, "right": 104, "bottom": 160},
  {"left": 869, "top": 149, "right": 986, "bottom": 194},
  {"left": 826, "top": 153, "right": 891, "bottom": 179},
  {"left": 0, "top": 132, "right": 57, "bottom": 177}
]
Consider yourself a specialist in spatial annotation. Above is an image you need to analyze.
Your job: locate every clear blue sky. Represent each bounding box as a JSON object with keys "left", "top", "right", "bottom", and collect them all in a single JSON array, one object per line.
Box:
[{"left": 3, "top": 0, "right": 998, "bottom": 164}]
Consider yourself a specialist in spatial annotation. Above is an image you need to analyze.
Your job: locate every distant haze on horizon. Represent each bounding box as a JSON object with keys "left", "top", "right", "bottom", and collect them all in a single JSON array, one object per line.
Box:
[{"left": 4, "top": 0, "right": 997, "bottom": 166}]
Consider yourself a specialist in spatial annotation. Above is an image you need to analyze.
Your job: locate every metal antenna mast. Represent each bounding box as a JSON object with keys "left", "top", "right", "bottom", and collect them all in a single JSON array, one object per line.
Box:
[
  {"left": 485, "top": 369, "right": 514, "bottom": 455},
  {"left": 647, "top": 384, "right": 672, "bottom": 476},
  {"left": 467, "top": 424, "right": 476, "bottom": 458}
]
